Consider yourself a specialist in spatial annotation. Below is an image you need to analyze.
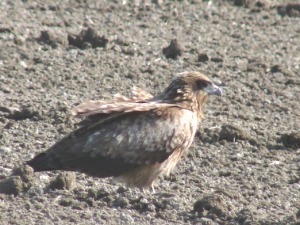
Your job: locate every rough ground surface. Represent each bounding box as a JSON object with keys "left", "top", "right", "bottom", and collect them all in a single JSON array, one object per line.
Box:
[{"left": 0, "top": 0, "right": 300, "bottom": 224}]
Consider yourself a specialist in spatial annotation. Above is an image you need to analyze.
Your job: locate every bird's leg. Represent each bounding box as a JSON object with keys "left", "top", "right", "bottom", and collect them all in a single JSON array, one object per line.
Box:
[{"left": 151, "top": 183, "right": 156, "bottom": 193}]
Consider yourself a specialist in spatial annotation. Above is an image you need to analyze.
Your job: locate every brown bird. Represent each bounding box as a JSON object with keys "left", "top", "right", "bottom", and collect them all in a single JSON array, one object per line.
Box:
[{"left": 27, "top": 71, "right": 222, "bottom": 192}]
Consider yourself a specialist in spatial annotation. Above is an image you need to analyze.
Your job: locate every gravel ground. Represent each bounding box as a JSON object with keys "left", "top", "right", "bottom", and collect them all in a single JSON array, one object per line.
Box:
[{"left": 1, "top": 0, "right": 300, "bottom": 224}]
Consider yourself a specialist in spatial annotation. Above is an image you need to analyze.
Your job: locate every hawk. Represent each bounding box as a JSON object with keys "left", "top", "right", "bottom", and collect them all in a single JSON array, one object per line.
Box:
[{"left": 27, "top": 71, "right": 222, "bottom": 192}]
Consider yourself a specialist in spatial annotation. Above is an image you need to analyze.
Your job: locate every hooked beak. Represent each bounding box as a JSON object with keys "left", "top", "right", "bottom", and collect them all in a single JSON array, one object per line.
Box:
[{"left": 206, "top": 83, "right": 222, "bottom": 96}]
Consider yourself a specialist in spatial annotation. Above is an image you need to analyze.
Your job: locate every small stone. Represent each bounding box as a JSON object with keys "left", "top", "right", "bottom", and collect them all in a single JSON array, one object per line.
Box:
[
  {"left": 19, "top": 61, "right": 28, "bottom": 68},
  {"left": 148, "top": 204, "right": 156, "bottom": 212},
  {"left": 0, "top": 146, "right": 11, "bottom": 155},
  {"left": 14, "top": 35, "right": 25, "bottom": 45},
  {"left": 120, "top": 213, "right": 134, "bottom": 223},
  {"left": 68, "top": 49, "right": 78, "bottom": 57}
]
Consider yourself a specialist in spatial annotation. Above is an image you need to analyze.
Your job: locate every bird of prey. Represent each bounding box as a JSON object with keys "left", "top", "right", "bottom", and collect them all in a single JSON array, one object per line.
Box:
[{"left": 27, "top": 71, "right": 222, "bottom": 192}]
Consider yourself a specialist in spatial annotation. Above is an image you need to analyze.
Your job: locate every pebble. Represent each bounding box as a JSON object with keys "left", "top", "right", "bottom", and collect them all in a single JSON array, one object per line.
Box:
[{"left": 119, "top": 213, "right": 134, "bottom": 223}]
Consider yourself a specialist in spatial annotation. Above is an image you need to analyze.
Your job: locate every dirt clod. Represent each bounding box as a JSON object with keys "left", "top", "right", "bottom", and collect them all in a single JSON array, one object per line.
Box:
[
  {"left": 280, "top": 132, "right": 300, "bottom": 148},
  {"left": 0, "top": 176, "right": 24, "bottom": 195},
  {"left": 197, "top": 52, "right": 209, "bottom": 62},
  {"left": 68, "top": 27, "right": 108, "bottom": 49},
  {"left": 219, "top": 125, "right": 250, "bottom": 142},
  {"left": 194, "top": 194, "right": 226, "bottom": 218},
  {"left": 162, "top": 39, "right": 184, "bottom": 59},
  {"left": 50, "top": 173, "right": 76, "bottom": 190},
  {"left": 12, "top": 165, "right": 33, "bottom": 183}
]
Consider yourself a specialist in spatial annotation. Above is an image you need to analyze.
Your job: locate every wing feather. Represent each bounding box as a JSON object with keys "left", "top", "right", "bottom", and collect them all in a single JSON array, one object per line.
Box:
[{"left": 71, "top": 86, "right": 154, "bottom": 119}]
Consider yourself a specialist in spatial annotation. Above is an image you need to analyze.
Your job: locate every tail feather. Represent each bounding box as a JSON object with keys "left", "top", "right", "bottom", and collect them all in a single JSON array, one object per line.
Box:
[
  {"left": 27, "top": 153, "right": 58, "bottom": 172},
  {"left": 26, "top": 151, "right": 141, "bottom": 178}
]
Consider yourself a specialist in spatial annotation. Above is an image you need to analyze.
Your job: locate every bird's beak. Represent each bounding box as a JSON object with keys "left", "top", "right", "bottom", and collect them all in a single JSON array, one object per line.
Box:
[{"left": 206, "top": 83, "right": 222, "bottom": 96}]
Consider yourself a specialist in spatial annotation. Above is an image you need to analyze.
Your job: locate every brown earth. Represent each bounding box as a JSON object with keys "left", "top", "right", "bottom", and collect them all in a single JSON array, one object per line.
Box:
[{"left": 1, "top": 0, "right": 300, "bottom": 224}]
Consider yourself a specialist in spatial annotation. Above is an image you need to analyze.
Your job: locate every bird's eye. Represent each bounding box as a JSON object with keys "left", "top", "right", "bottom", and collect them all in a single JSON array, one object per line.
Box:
[{"left": 196, "top": 80, "right": 209, "bottom": 89}]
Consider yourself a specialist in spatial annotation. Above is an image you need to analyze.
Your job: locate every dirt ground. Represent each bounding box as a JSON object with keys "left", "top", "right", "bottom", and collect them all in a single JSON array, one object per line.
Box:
[{"left": 1, "top": 0, "right": 300, "bottom": 224}]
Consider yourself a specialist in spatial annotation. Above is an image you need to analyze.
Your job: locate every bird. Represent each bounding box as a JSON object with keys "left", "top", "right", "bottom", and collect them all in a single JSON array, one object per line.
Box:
[{"left": 27, "top": 71, "right": 222, "bottom": 192}]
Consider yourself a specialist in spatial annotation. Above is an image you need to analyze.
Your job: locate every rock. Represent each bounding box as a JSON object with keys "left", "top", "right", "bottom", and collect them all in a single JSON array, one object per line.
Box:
[
  {"left": 162, "top": 39, "right": 184, "bottom": 59},
  {"left": 19, "top": 61, "right": 28, "bottom": 68},
  {"left": 0, "top": 146, "right": 12, "bottom": 155},
  {"left": 120, "top": 213, "right": 134, "bottom": 223},
  {"left": 14, "top": 35, "right": 25, "bottom": 45},
  {"left": 50, "top": 173, "right": 76, "bottom": 190}
]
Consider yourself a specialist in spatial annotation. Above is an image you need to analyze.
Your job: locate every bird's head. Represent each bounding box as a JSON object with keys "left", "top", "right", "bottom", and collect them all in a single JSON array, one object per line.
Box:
[{"left": 153, "top": 71, "right": 222, "bottom": 113}]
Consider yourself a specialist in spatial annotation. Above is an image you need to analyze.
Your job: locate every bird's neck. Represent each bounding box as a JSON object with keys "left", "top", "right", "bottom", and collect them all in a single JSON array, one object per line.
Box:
[{"left": 153, "top": 87, "right": 207, "bottom": 119}]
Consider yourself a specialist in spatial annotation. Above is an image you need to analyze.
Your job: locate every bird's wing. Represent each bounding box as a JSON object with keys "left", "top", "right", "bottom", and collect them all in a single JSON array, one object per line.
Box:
[
  {"left": 72, "top": 86, "right": 153, "bottom": 119},
  {"left": 113, "top": 86, "right": 153, "bottom": 101},
  {"left": 28, "top": 106, "right": 195, "bottom": 178},
  {"left": 131, "top": 86, "right": 153, "bottom": 100},
  {"left": 71, "top": 101, "right": 175, "bottom": 118}
]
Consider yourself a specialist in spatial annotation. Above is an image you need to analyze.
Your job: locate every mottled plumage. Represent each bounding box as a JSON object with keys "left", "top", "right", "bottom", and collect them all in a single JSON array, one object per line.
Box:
[{"left": 27, "top": 71, "right": 222, "bottom": 191}]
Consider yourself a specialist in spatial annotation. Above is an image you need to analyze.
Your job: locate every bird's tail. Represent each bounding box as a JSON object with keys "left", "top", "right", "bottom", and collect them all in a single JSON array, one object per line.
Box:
[{"left": 27, "top": 153, "right": 57, "bottom": 172}]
